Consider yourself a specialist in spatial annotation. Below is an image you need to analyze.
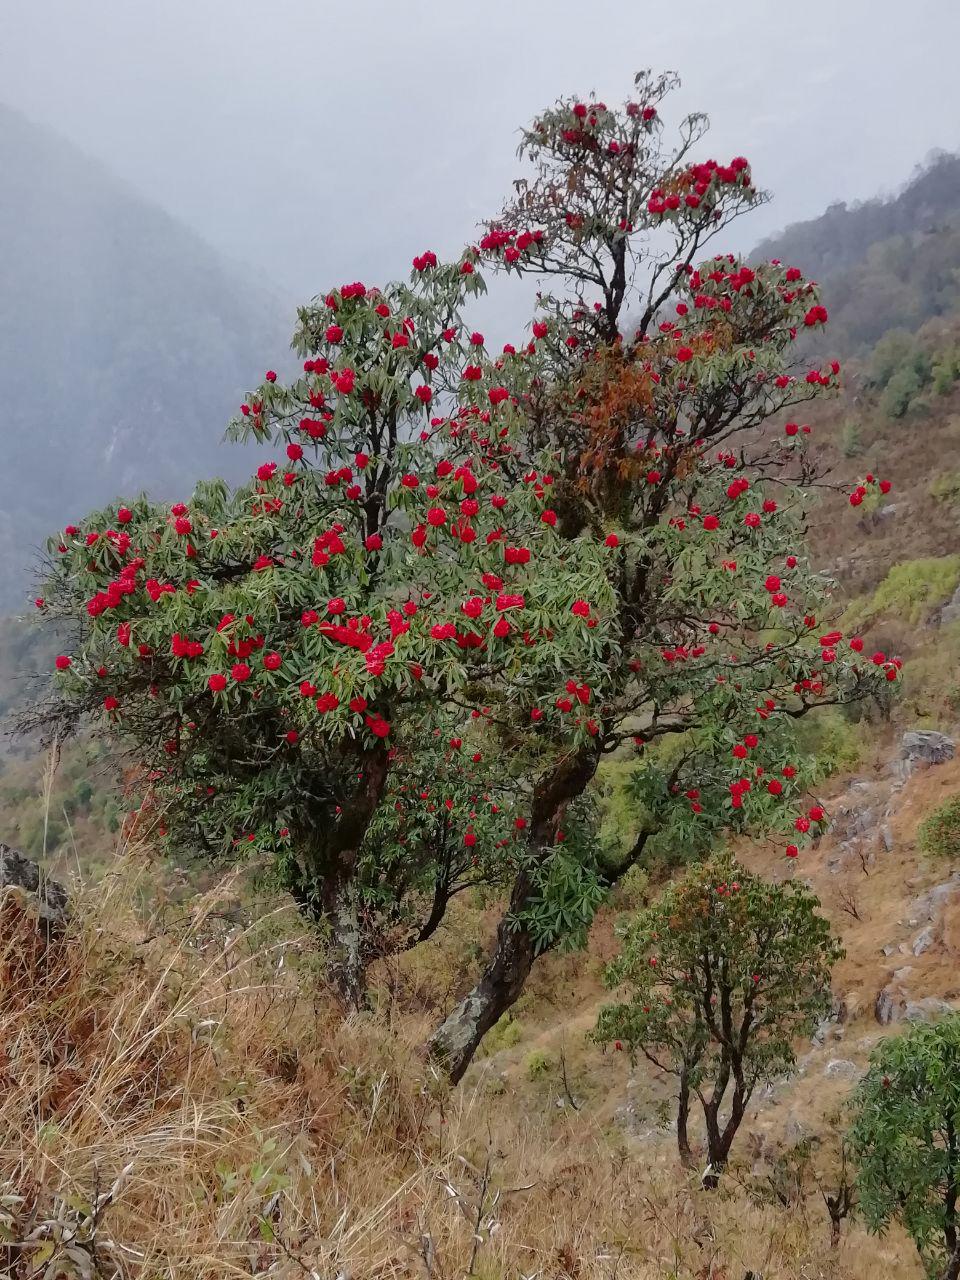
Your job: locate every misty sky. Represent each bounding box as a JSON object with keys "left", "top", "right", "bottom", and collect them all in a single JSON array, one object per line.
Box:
[{"left": 4, "top": 0, "right": 959, "bottom": 325}]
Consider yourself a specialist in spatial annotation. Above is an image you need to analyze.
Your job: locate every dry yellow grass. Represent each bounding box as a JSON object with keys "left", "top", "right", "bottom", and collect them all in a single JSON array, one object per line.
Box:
[{"left": 0, "top": 834, "right": 925, "bottom": 1279}]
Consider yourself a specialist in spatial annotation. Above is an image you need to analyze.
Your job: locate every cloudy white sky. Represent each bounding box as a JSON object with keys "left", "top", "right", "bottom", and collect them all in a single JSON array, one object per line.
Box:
[{"left": 4, "top": 0, "right": 959, "bottom": 309}]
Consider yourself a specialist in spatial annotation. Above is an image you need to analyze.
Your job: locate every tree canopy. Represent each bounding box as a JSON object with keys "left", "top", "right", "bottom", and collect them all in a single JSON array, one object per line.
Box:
[
  {"left": 850, "top": 1015, "right": 960, "bottom": 1280},
  {"left": 35, "top": 70, "right": 899, "bottom": 1079},
  {"left": 596, "top": 851, "right": 842, "bottom": 1181}
]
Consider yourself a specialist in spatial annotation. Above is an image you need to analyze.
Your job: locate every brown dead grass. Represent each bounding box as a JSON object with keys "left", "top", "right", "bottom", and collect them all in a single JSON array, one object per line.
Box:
[{"left": 0, "top": 833, "right": 926, "bottom": 1279}]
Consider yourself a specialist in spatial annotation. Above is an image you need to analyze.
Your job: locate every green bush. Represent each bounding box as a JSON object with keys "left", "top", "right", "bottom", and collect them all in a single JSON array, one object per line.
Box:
[
  {"left": 794, "top": 706, "right": 864, "bottom": 778},
  {"left": 843, "top": 556, "right": 960, "bottom": 632},
  {"left": 839, "top": 419, "right": 863, "bottom": 457},
  {"left": 932, "top": 347, "right": 960, "bottom": 396},
  {"left": 917, "top": 795, "right": 960, "bottom": 858},
  {"left": 524, "top": 1049, "right": 552, "bottom": 1080},
  {"left": 850, "top": 1015, "right": 960, "bottom": 1278},
  {"left": 929, "top": 470, "right": 960, "bottom": 507},
  {"left": 612, "top": 862, "right": 650, "bottom": 911},
  {"left": 880, "top": 364, "right": 925, "bottom": 418},
  {"left": 869, "top": 329, "right": 922, "bottom": 390},
  {"left": 481, "top": 1011, "right": 525, "bottom": 1056}
]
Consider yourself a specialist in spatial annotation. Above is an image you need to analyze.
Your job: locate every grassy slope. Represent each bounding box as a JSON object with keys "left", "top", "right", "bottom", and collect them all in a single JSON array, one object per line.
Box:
[
  {"left": 0, "top": 848, "right": 924, "bottom": 1279},
  {"left": 3, "top": 160, "right": 960, "bottom": 1277}
]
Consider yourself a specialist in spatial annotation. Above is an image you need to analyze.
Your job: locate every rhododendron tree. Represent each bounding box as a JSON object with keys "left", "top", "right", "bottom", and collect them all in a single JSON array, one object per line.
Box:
[
  {"left": 35, "top": 70, "right": 900, "bottom": 1083},
  {"left": 348, "top": 715, "right": 601, "bottom": 963},
  {"left": 35, "top": 260, "right": 617, "bottom": 1006},
  {"left": 595, "top": 853, "right": 842, "bottom": 1184},
  {"left": 426, "top": 71, "right": 897, "bottom": 1080}
]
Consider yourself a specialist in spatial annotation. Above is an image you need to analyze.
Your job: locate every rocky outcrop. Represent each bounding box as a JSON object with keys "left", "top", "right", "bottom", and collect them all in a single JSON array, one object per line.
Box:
[
  {"left": 940, "top": 584, "right": 960, "bottom": 627},
  {"left": 875, "top": 986, "right": 905, "bottom": 1025},
  {"left": 912, "top": 925, "right": 937, "bottom": 956},
  {"left": 0, "top": 841, "right": 68, "bottom": 927},
  {"left": 900, "top": 730, "right": 956, "bottom": 769},
  {"left": 823, "top": 1058, "right": 859, "bottom": 1079},
  {"left": 904, "top": 997, "right": 954, "bottom": 1023}
]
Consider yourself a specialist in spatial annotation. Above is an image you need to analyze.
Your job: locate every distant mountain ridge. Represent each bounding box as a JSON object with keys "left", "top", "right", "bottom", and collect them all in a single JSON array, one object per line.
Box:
[
  {"left": 755, "top": 151, "right": 960, "bottom": 280},
  {"left": 0, "top": 104, "right": 293, "bottom": 607},
  {"left": 753, "top": 152, "right": 960, "bottom": 353}
]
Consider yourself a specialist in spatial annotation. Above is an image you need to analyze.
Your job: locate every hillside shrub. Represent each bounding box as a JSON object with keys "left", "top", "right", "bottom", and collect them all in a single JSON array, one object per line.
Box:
[
  {"left": 794, "top": 706, "right": 864, "bottom": 778},
  {"left": 843, "top": 557, "right": 960, "bottom": 632},
  {"left": 930, "top": 470, "right": 960, "bottom": 507},
  {"left": 850, "top": 1015, "right": 960, "bottom": 1280},
  {"left": 917, "top": 795, "right": 960, "bottom": 858},
  {"left": 596, "top": 852, "right": 842, "bottom": 1184}
]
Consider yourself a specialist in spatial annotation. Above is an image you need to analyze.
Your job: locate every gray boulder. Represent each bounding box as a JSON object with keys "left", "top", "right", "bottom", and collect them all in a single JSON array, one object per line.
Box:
[
  {"left": 913, "top": 926, "right": 937, "bottom": 957},
  {"left": 901, "top": 730, "right": 956, "bottom": 769},
  {"left": 0, "top": 841, "right": 68, "bottom": 927},
  {"left": 941, "top": 584, "right": 960, "bottom": 627},
  {"left": 904, "top": 998, "right": 954, "bottom": 1023},
  {"left": 824, "top": 1058, "right": 859, "bottom": 1080},
  {"left": 875, "top": 987, "right": 905, "bottom": 1025}
]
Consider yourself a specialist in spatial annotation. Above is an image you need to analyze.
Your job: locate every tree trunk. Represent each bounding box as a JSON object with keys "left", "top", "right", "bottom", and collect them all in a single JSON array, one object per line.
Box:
[
  {"left": 944, "top": 1242, "right": 960, "bottom": 1280},
  {"left": 701, "top": 1086, "right": 748, "bottom": 1189},
  {"left": 701, "top": 1099, "right": 724, "bottom": 1189},
  {"left": 428, "top": 744, "right": 602, "bottom": 1083},
  {"left": 677, "top": 1068, "right": 695, "bottom": 1169},
  {"left": 324, "top": 884, "right": 370, "bottom": 1012},
  {"left": 428, "top": 879, "right": 538, "bottom": 1083}
]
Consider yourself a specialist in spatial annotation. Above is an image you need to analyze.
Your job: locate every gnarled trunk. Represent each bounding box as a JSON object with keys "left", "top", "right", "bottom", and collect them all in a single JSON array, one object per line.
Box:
[
  {"left": 429, "top": 744, "right": 601, "bottom": 1083},
  {"left": 284, "top": 744, "right": 391, "bottom": 1011},
  {"left": 701, "top": 1083, "right": 749, "bottom": 1189},
  {"left": 325, "top": 886, "right": 369, "bottom": 1012},
  {"left": 428, "top": 874, "right": 539, "bottom": 1083}
]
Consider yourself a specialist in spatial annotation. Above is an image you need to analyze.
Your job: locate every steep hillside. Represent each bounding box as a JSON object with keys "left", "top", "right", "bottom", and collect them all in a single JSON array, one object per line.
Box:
[{"left": 0, "top": 105, "right": 292, "bottom": 607}]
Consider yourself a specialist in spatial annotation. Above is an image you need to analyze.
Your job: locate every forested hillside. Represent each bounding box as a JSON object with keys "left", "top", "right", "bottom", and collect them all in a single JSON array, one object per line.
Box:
[{"left": 0, "top": 105, "right": 291, "bottom": 607}]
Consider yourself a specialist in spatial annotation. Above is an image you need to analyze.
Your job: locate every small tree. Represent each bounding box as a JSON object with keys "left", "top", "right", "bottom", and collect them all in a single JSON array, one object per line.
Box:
[
  {"left": 849, "top": 1015, "right": 960, "bottom": 1280},
  {"left": 596, "top": 851, "right": 842, "bottom": 1184}
]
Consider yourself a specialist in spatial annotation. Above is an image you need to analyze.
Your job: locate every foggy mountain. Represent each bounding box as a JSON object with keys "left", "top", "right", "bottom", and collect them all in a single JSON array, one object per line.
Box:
[
  {"left": 0, "top": 104, "right": 293, "bottom": 608},
  {"left": 754, "top": 152, "right": 960, "bottom": 352}
]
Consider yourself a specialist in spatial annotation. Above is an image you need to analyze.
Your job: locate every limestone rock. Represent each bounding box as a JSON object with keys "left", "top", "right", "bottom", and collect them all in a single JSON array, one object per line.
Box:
[
  {"left": 912, "top": 926, "right": 937, "bottom": 957},
  {"left": 941, "top": 584, "right": 960, "bottom": 626},
  {"left": 0, "top": 841, "right": 68, "bottom": 927},
  {"left": 910, "top": 875, "right": 960, "bottom": 922},
  {"left": 875, "top": 987, "right": 905, "bottom": 1025},
  {"left": 942, "top": 891, "right": 960, "bottom": 957}
]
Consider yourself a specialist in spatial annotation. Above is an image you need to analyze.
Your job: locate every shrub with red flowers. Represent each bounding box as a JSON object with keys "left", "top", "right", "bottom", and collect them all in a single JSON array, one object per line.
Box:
[
  {"left": 428, "top": 70, "right": 898, "bottom": 1079},
  {"left": 36, "top": 258, "right": 615, "bottom": 1005},
  {"left": 35, "top": 70, "right": 899, "bottom": 1081}
]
